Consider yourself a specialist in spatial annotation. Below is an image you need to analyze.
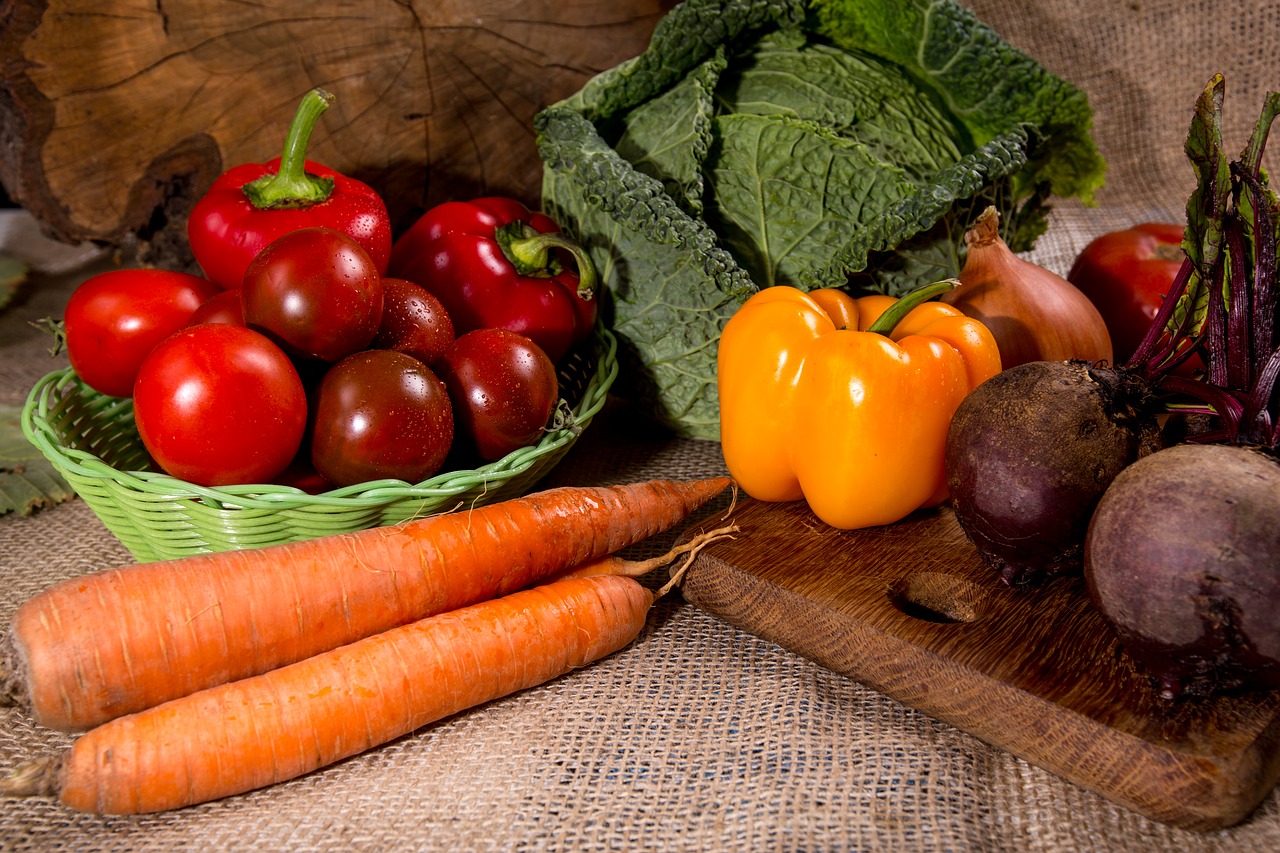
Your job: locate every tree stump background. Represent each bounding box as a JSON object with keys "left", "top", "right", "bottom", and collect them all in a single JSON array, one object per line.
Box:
[{"left": 0, "top": 0, "right": 676, "bottom": 266}]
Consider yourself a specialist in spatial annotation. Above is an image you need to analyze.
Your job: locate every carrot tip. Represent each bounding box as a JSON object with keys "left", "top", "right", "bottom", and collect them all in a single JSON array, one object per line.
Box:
[{"left": 1, "top": 755, "right": 61, "bottom": 799}]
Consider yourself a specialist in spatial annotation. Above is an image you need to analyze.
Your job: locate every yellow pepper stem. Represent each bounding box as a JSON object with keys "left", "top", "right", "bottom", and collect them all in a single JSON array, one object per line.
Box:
[{"left": 865, "top": 279, "right": 960, "bottom": 337}]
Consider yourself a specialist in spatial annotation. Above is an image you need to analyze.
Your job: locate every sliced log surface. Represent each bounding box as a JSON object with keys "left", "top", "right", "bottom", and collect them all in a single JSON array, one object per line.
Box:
[{"left": 0, "top": 0, "right": 674, "bottom": 263}]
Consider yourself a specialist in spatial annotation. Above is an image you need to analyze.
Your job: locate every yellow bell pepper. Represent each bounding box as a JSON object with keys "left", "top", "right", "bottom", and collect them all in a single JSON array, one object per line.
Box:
[{"left": 717, "top": 281, "right": 1001, "bottom": 529}]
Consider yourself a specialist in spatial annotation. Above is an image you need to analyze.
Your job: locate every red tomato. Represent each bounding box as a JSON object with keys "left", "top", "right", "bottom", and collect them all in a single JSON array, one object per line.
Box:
[
  {"left": 187, "top": 289, "right": 245, "bottom": 326},
  {"left": 63, "top": 268, "right": 220, "bottom": 397},
  {"left": 1067, "top": 223, "right": 1185, "bottom": 364},
  {"left": 370, "top": 278, "right": 455, "bottom": 366},
  {"left": 133, "top": 324, "right": 308, "bottom": 486},
  {"left": 310, "top": 349, "right": 454, "bottom": 486},
  {"left": 437, "top": 329, "right": 559, "bottom": 462},
  {"left": 241, "top": 228, "right": 384, "bottom": 362}
]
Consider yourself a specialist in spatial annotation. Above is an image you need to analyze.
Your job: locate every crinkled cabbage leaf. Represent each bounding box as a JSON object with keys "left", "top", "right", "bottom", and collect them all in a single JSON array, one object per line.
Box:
[{"left": 536, "top": 0, "right": 1106, "bottom": 438}]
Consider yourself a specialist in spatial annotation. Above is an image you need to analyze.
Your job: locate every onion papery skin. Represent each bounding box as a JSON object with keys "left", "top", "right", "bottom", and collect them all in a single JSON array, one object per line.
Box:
[{"left": 943, "top": 207, "right": 1113, "bottom": 369}]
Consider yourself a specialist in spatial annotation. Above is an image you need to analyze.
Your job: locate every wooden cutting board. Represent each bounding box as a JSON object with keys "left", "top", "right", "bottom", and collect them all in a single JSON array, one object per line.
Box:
[{"left": 677, "top": 498, "right": 1280, "bottom": 831}]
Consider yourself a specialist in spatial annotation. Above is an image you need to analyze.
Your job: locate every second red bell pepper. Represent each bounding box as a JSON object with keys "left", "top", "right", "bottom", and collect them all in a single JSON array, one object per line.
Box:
[
  {"left": 187, "top": 89, "right": 392, "bottom": 290},
  {"left": 388, "top": 197, "right": 596, "bottom": 363}
]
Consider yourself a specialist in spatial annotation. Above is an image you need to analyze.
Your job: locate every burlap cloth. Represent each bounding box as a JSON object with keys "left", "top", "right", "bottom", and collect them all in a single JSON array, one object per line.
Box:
[{"left": 2, "top": 1, "right": 1279, "bottom": 849}]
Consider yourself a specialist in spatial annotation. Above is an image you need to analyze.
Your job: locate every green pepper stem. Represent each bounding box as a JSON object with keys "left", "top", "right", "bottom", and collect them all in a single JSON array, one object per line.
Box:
[
  {"left": 865, "top": 278, "right": 960, "bottom": 336},
  {"left": 241, "top": 89, "right": 336, "bottom": 209},
  {"left": 494, "top": 222, "right": 597, "bottom": 299}
]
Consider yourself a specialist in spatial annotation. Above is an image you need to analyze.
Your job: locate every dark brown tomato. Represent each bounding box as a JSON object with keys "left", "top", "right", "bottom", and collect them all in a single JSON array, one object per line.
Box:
[
  {"left": 310, "top": 349, "right": 453, "bottom": 486},
  {"left": 370, "top": 277, "right": 455, "bottom": 366},
  {"left": 437, "top": 329, "right": 559, "bottom": 462},
  {"left": 241, "top": 227, "right": 384, "bottom": 362}
]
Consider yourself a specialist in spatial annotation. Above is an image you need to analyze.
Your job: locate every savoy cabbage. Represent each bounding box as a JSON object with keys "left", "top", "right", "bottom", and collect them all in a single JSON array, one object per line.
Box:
[{"left": 535, "top": 0, "right": 1106, "bottom": 439}]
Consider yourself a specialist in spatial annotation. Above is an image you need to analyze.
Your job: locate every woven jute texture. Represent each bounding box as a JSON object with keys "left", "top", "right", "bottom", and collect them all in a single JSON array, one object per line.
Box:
[{"left": 3, "top": 1, "right": 1280, "bottom": 849}]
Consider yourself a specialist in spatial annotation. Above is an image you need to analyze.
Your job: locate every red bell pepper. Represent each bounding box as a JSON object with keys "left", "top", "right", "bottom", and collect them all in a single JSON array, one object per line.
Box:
[
  {"left": 187, "top": 89, "right": 392, "bottom": 290},
  {"left": 387, "top": 197, "right": 596, "bottom": 363}
]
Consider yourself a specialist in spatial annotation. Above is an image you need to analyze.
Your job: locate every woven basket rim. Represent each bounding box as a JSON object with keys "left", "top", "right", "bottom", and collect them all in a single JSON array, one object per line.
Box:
[{"left": 21, "top": 326, "right": 619, "bottom": 512}]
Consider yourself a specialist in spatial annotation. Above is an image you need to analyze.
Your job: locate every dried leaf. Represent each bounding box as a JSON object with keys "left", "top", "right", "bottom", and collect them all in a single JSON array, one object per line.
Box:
[
  {"left": 0, "top": 252, "right": 27, "bottom": 313},
  {"left": 0, "top": 403, "right": 75, "bottom": 516}
]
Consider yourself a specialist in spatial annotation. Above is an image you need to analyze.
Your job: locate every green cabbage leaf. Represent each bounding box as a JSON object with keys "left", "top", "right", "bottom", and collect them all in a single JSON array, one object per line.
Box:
[{"left": 536, "top": 0, "right": 1106, "bottom": 438}]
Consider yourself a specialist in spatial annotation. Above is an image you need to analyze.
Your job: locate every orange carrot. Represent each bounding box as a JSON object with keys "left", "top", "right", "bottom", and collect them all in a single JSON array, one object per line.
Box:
[
  {"left": 1, "top": 573, "right": 660, "bottom": 814},
  {"left": 1, "top": 477, "right": 731, "bottom": 733}
]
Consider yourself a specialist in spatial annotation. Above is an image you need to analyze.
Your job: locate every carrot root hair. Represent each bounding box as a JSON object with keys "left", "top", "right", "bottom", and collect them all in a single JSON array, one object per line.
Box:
[
  {"left": 554, "top": 523, "right": 739, "bottom": 582},
  {"left": 656, "top": 529, "right": 724, "bottom": 598}
]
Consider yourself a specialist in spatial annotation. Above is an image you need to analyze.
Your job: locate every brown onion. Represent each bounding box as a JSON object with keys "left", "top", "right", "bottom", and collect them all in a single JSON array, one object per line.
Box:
[{"left": 942, "top": 206, "right": 1112, "bottom": 369}]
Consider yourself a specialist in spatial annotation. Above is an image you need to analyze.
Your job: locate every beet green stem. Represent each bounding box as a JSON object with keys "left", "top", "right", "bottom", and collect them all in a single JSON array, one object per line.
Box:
[
  {"left": 1234, "top": 165, "right": 1278, "bottom": 374},
  {"left": 1204, "top": 255, "right": 1230, "bottom": 388},
  {"left": 1225, "top": 225, "right": 1252, "bottom": 389},
  {"left": 1161, "top": 374, "right": 1246, "bottom": 438},
  {"left": 1244, "top": 344, "right": 1280, "bottom": 445},
  {"left": 1126, "top": 256, "right": 1196, "bottom": 379}
]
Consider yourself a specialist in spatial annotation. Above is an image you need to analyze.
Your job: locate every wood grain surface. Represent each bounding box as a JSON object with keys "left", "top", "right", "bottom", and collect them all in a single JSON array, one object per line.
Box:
[
  {"left": 0, "top": 0, "right": 675, "bottom": 260},
  {"left": 678, "top": 497, "right": 1280, "bottom": 831}
]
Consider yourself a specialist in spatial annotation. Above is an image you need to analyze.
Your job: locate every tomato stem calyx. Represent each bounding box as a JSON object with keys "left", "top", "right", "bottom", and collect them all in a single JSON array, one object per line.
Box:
[
  {"left": 548, "top": 398, "right": 581, "bottom": 435},
  {"left": 28, "top": 317, "right": 67, "bottom": 357}
]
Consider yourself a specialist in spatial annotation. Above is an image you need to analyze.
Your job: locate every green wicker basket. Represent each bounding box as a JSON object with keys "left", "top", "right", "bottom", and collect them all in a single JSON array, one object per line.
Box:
[{"left": 21, "top": 326, "right": 618, "bottom": 562}]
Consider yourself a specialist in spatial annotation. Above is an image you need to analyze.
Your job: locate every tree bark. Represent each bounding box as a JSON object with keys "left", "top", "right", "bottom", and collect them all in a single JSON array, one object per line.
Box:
[{"left": 0, "top": 0, "right": 674, "bottom": 267}]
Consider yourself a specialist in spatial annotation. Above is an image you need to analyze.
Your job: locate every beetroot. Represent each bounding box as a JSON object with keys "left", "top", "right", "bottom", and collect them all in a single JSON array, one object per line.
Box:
[
  {"left": 946, "top": 77, "right": 1280, "bottom": 605},
  {"left": 1082, "top": 78, "right": 1280, "bottom": 700},
  {"left": 945, "top": 360, "right": 1162, "bottom": 586},
  {"left": 1085, "top": 444, "right": 1280, "bottom": 700},
  {"left": 940, "top": 77, "right": 1280, "bottom": 700}
]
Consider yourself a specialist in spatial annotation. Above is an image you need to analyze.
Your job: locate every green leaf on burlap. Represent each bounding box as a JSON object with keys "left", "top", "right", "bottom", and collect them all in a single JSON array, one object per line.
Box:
[
  {"left": 0, "top": 403, "right": 75, "bottom": 516},
  {"left": 0, "top": 253, "right": 27, "bottom": 313}
]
